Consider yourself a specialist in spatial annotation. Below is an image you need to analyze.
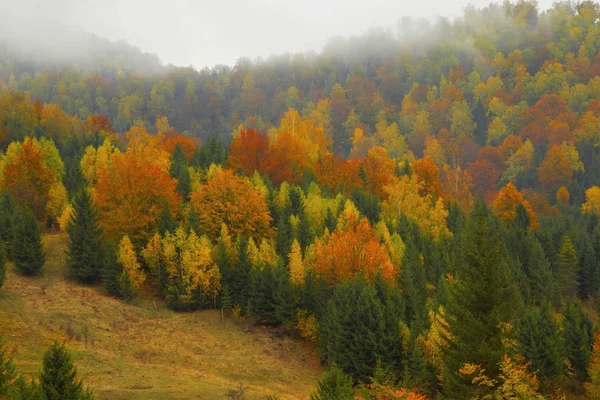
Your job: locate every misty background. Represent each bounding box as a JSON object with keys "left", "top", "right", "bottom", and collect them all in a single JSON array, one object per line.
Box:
[{"left": 1, "top": 0, "right": 556, "bottom": 69}]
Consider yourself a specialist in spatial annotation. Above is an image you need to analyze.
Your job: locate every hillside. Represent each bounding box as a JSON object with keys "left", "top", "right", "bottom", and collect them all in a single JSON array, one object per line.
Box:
[{"left": 0, "top": 234, "right": 321, "bottom": 399}]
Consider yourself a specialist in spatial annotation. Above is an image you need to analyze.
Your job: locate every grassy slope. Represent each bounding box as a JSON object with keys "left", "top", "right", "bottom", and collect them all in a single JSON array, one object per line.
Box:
[{"left": 0, "top": 234, "right": 321, "bottom": 399}]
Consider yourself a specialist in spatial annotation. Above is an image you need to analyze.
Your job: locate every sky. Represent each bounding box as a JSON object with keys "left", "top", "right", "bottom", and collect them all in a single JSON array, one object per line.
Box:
[{"left": 1, "top": 0, "right": 557, "bottom": 69}]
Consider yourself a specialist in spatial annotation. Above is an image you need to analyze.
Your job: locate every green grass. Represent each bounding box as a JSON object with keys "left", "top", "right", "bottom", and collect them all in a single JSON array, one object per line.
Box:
[{"left": 0, "top": 234, "right": 321, "bottom": 399}]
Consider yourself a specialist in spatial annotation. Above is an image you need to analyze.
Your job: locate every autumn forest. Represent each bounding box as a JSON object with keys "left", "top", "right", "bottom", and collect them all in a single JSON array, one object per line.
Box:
[{"left": 3, "top": 1, "right": 600, "bottom": 399}]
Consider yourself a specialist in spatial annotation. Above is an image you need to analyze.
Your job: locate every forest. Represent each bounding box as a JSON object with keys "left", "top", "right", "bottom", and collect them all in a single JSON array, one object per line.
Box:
[{"left": 2, "top": 0, "right": 600, "bottom": 398}]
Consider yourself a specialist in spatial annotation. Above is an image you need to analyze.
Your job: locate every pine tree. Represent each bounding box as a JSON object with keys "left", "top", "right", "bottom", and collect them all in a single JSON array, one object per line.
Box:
[
  {"left": 169, "top": 144, "right": 191, "bottom": 199},
  {"left": 310, "top": 364, "right": 354, "bottom": 400},
  {"left": 158, "top": 199, "right": 177, "bottom": 236},
  {"left": 276, "top": 215, "right": 292, "bottom": 260},
  {"left": 102, "top": 240, "right": 121, "bottom": 297},
  {"left": 0, "top": 193, "right": 15, "bottom": 259},
  {"left": 517, "top": 303, "right": 564, "bottom": 384},
  {"left": 12, "top": 206, "right": 45, "bottom": 276},
  {"left": 319, "top": 277, "right": 404, "bottom": 382},
  {"left": 40, "top": 342, "right": 93, "bottom": 400},
  {"left": 0, "top": 243, "right": 6, "bottom": 290},
  {"left": 66, "top": 190, "right": 103, "bottom": 282},
  {"left": 526, "top": 237, "right": 558, "bottom": 306},
  {"left": 442, "top": 199, "right": 520, "bottom": 399},
  {"left": 556, "top": 234, "right": 578, "bottom": 298},
  {"left": 186, "top": 206, "right": 202, "bottom": 236},
  {"left": 230, "top": 236, "right": 251, "bottom": 309},
  {"left": 297, "top": 211, "right": 314, "bottom": 250},
  {"left": 563, "top": 298, "right": 593, "bottom": 382},
  {"left": 6, "top": 375, "right": 44, "bottom": 400},
  {"left": 0, "top": 336, "right": 16, "bottom": 396}
]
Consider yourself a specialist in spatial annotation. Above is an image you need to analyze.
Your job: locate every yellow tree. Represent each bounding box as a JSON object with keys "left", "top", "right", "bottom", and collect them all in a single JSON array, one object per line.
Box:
[
  {"left": 190, "top": 169, "right": 272, "bottom": 239},
  {"left": 118, "top": 235, "right": 145, "bottom": 292},
  {"left": 288, "top": 240, "right": 305, "bottom": 286},
  {"left": 582, "top": 186, "right": 600, "bottom": 215}
]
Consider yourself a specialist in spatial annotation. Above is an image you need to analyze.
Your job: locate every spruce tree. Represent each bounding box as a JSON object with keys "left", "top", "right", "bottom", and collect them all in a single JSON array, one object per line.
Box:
[
  {"left": 0, "top": 243, "right": 6, "bottom": 290},
  {"left": 40, "top": 342, "right": 93, "bottom": 400},
  {"left": 517, "top": 303, "right": 564, "bottom": 383},
  {"left": 186, "top": 206, "right": 202, "bottom": 237},
  {"left": 442, "top": 199, "right": 519, "bottom": 399},
  {"left": 158, "top": 199, "right": 177, "bottom": 236},
  {"left": 526, "top": 237, "right": 558, "bottom": 305},
  {"left": 563, "top": 298, "right": 593, "bottom": 382},
  {"left": 297, "top": 211, "right": 314, "bottom": 250},
  {"left": 0, "top": 193, "right": 15, "bottom": 259},
  {"left": 0, "top": 336, "right": 16, "bottom": 396},
  {"left": 319, "top": 277, "right": 404, "bottom": 382},
  {"left": 310, "top": 364, "right": 354, "bottom": 400},
  {"left": 169, "top": 144, "right": 192, "bottom": 199},
  {"left": 556, "top": 234, "right": 578, "bottom": 298},
  {"left": 12, "top": 206, "right": 45, "bottom": 276},
  {"left": 66, "top": 190, "right": 103, "bottom": 282},
  {"left": 7, "top": 375, "right": 44, "bottom": 400},
  {"left": 102, "top": 240, "right": 121, "bottom": 297}
]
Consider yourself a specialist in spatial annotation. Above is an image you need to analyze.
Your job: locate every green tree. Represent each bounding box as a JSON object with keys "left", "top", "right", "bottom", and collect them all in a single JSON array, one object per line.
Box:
[
  {"left": 0, "top": 243, "right": 6, "bottom": 290},
  {"left": 157, "top": 199, "right": 177, "bottom": 236},
  {"left": 102, "top": 240, "right": 121, "bottom": 298},
  {"left": 442, "top": 199, "right": 519, "bottom": 399},
  {"left": 40, "top": 342, "right": 93, "bottom": 400},
  {"left": 318, "top": 277, "right": 404, "bottom": 382},
  {"left": 310, "top": 364, "right": 354, "bottom": 400},
  {"left": 66, "top": 190, "right": 103, "bottom": 282},
  {"left": 556, "top": 234, "right": 578, "bottom": 298},
  {"left": 0, "top": 193, "right": 15, "bottom": 259},
  {"left": 563, "top": 298, "right": 593, "bottom": 382},
  {"left": 12, "top": 206, "right": 45, "bottom": 276},
  {"left": 0, "top": 336, "right": 16, "bottom": 396},
  {"left": 169, "top": 144, "right": 191, "bottom": 199},
  {"left": 517, "top": 303, "right": 564, "bottom": 384}
]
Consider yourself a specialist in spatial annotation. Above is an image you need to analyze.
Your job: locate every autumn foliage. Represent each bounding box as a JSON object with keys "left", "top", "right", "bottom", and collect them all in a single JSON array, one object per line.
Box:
[
  {"left": 190, "top": 169, "right": 272, "bottom": 239},
  {"left": 311, "top": 213, "right": 396, "bottom": 287}
]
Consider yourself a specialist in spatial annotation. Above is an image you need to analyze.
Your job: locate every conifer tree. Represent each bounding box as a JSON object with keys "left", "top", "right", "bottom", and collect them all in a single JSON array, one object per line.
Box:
[
  {"left": 0, "top": 243, "right": 6, "bottom": 290},
  {"left": 297, "top": 211, "right": 314, "bottom": 250},
  {"left": 442, "top": 199, "right": 519, "bottom": 399},
  {"left": 578, "top": 237, "right": 596, "bottom": 300},
  {"left": 0, "top": 193, "right": 15, "bottom": 259},
  {"left": 158, "top": 199, "right": 177, "bottom": 236},
  {"left": 556, "top": 234, "right": 578, "bottom": 298},
  {"left": 12, "top": 206, "right": 45, "bottom": 276},
  {"left": 169, "top": 144, "right": 191, "bottom": 199},
  {"left": 40, "top": 342, "right": 93, "bottom": 400},
  {"left": 310, "top": 364, "right": 354, "bottom": 400},
  {"left": 186, "top": 206, "right": 202, "bottom": 236},
  {"left": 0, "top": 336, "right": 16, "bottom": 396},
  {"left": 517, "top": 303, "right": 564, "bottom": 383},
  {"left": 526, "top": 237, "right": 558, "bottom": 305},
  {"left": 230, "top": 236, "right": 251, "bottom": 309},
  {"left": 66, "top": 189, "right": 103, "bottom": 282},
  {"left": 319, "top": 277, "right": 404, "bottom": 382},
  {"left": 102, "top": 240, "right": 122, "bottom": 298},
  {"left": 563, "top": 298, "right": 593, "bottom": 382}
]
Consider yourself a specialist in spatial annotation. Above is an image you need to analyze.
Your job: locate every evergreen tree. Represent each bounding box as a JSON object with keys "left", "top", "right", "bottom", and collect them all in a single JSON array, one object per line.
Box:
[
  {"left": 399, "top": 239, "right": 427, "bottom": 331},
  {"left": 273, "top": 261, "right": 297, "bottom": 325},
  {"left": 157, "top": 199, "right": 177, "bottom": 236},
  {"left": 319, "top": 277, "right": 404, "bottom": 382},
  {"left": 577, "top": 237, "right": 596, "bottom": 300},
  {"left": 66, "top": 190, "right": 103, "bottom": 282},
  {"left": 169, "top": 144, "right": 191, "bottom": 199},
  {"left": 102, "top": 240, "right": 121, "bottom": 297},
  {"left": 556, "top": 234, "right": 578, "bottom": 298},
  {"left": 12, "top": 206, "right": 45, "bottom": 276},
  {"left": 324, "top": 208, "right": 336, "bottom": 233},
  {"left": 6, "top": 375, "right": 44, "bottom": 400},
  {"left": 0, "top": 193, "right": 15, "bottom": 259},
  {"left": 297, "top": 211, "right": 314, "bottom": 250},
  {"left": 186, "top": 206, "right": 202, "bottom": 237},
  {"left": 276, "top": 215, "right": 292, "bottom": 260},
  {"left": 442, "top": 200, "right": 519, "bottom": 399},
  {"left": 310, "top": 364, "right": 354, "bottom": 400},
  {"left": 526, "top": 237, "right": 558, "bottom": 306},
  {"left": 517, "top": 303, "right": 564, "bottom": 383},
  {"left": 0, "top": 336, "right": 16, "bottom": 396},
  {"left": 229, "top": 236, "right": 251, "bottom": 309},
  {"left": 563, "top": 298, "right": 593, "bottom": 382},
  {"left": 0, "top": 243, "right": 6, "bottom": 290},
  {"left": 40, "top": 342, "right": 93, "bottom": 400}
]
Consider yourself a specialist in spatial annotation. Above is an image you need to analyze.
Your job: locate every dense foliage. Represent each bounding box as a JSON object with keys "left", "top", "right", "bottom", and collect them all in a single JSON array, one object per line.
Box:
[{"left": 3, "top": 1, "right": 600, "bottom": 398}]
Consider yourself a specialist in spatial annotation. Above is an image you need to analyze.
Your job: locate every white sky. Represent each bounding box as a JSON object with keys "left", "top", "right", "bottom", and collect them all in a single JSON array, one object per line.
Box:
[{"left": 0, "top": 0, "right": 557, "bottom": 68}]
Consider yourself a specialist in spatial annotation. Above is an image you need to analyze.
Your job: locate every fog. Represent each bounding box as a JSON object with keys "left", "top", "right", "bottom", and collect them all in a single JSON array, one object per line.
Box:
[{"left": 0, "top": 0, "right": 557, "bottom": 69}]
